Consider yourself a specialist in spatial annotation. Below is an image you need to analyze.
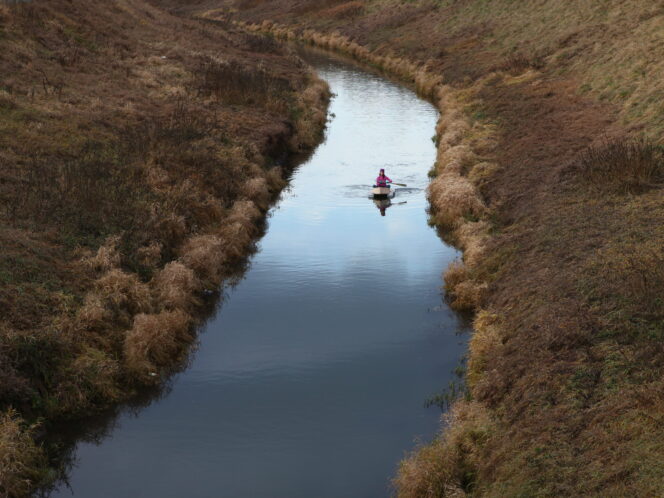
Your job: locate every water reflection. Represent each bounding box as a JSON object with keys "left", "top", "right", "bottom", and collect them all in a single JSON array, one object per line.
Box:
[{"left": 45, "top": 48, "right": 469, "bottom": 498}]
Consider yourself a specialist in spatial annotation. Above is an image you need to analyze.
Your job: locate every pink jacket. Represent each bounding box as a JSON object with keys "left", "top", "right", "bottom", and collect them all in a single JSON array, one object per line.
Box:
[{"left": 376, "top": 175, "right": 392, "bottom": 187}]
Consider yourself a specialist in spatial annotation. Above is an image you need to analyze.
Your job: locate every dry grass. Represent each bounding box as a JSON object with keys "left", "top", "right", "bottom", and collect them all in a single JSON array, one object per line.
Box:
[
  {"left": 179, "top": 235, "right": 226, "bottom": 288},
  {"left": 123, "top": 310, "right": 193, "bottom": 378},
  {"left": 0, "top": 410, "right": 47, "bottom": 498},
  {"left": 152, "top": 261, "right": 202, "bottom": 312},
  {"left": 466, "top": 311, "right": 501, "bottom": 391},
  {"left": 578, "top": 138, "right": 664, "bottom": 193},
  {"left": 0, "top": 0, "right": 330, "bottom": 490},
  {"left": 395, "top": 401, "right": 494, "bottom": 498},
  {"left": 92, "top": 269, "right": 153, "bottom": 327},
  {"left": 83, "top": 235, "right": 122, "bottom": 273}
]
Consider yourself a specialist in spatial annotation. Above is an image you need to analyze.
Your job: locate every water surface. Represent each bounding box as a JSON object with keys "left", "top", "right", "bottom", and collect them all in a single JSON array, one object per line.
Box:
[{"left": 51, "top": 49, "right": 468, "bottom": 498}]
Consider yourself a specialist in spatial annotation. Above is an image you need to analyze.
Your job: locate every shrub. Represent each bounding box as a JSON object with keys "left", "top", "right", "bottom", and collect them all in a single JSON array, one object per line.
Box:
[
  {"left": 428, "top": 173, "right": 486, "bottom": 229},
  {"left": 242, "top": 176, "right": 271, "bottom": 211},
  {"left": 467, "top": 311, "right": 502, "bottom": 390},
  {"left": 497, "top": 53, "right": 545, "bottom": 74},
  {"left": 444, "top": 261, "right": 487, "bottom": 311}
]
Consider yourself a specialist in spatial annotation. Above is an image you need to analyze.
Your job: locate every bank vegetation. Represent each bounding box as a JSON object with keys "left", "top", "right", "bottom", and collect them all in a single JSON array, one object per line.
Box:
[
  {"left": 0, "top": 0, "right": 329, "bottom": 494},
  {"left": 198, "top": 0, "right": 664, "bottom": 495}
]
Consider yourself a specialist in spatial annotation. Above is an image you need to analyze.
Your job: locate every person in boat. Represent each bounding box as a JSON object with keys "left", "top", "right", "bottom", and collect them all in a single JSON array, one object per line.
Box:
[{"left": 375, "top": 168, "right": 392, "bottom": 188}]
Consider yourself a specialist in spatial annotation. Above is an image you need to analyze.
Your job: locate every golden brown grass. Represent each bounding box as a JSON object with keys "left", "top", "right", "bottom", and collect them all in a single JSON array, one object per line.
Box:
[
  {"left": 395, "top": 401, "right": 494, "bottom": 498},
  {"left": 0, "top": 410, "right": 47, "bottom": 498},
  {"left": 179, "top": 235, "right": 226, "bottom": 288},
  {"left": 123, "top": 310, "right": 193, "bottom": 379},
  {"left": 152, "top": 262, "right": 202, "bottom": 312}
]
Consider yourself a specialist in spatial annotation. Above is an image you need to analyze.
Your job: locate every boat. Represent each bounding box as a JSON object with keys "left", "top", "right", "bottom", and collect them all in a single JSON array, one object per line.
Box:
[{"left": 371, "top": 186, "right": 394, "bottom": 199}]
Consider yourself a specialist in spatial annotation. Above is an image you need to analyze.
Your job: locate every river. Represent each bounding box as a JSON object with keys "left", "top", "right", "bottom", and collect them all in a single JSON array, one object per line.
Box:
[{"left": 48, "top": 49, "right": 469, "bottom": 498}]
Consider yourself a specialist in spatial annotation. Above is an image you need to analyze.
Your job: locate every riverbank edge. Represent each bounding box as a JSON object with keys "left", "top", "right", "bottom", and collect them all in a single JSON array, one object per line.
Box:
[
  {"left": 216, "top": 17, "right": 501, "bottom": 496},
  {"left": 2, "top": 32, "right": 332, "bottom": 498}
]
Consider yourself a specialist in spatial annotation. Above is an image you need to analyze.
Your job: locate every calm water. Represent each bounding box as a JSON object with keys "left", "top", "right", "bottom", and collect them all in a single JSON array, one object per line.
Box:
[{"left": 50, "top": 50, "right": 468, "bottom": 498}]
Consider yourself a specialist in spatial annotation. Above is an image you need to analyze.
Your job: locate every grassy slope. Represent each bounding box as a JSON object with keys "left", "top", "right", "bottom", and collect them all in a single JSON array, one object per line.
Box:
[
  {"left": 0, "top": 1, "right": 329, "bottom": 494},
  {"left": 196, "top": 0, "right": 664, "bottom": 495}
]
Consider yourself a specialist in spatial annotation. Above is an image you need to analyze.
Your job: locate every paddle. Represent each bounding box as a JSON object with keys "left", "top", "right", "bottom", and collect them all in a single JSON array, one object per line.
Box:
[{"left": 390, "top": 182, "right": 407, "bottom": 187}]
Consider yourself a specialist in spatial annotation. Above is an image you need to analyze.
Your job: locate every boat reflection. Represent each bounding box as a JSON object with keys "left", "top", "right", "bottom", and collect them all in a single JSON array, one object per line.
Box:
[{"left": 373, "top": 197, "right": 392, "bottom": 216}]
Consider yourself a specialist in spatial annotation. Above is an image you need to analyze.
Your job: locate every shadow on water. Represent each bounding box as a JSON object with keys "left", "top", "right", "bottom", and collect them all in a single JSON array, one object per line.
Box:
[
  {"left": 37, "top": 106, "right": 326, "bottom": 498},
  {"left": 41, "top": 46, "right": 471, "bottom": 498}
]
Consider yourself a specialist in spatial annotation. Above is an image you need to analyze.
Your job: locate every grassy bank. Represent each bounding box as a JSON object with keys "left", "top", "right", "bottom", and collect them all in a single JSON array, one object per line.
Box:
[
  {"left": 195, "top": 1, "right": 664, "bottom": 495},
  {"left": 0, "top": 0, "right": 329, "bottom": 494}
]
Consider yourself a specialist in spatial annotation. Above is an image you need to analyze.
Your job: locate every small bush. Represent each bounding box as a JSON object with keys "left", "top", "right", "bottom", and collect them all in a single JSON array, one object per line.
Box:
[
  {"left": 444, "top": 261, "right": 487, "bottom": 311},
  {"left": 428, "top": 173, "right": 486, "bottom": 229},
  {"left": 578, "top": 138, "right": 664, "bottom": 193},
  {"left": 240, "top": 32, "right": 283, "bottom": 54}
]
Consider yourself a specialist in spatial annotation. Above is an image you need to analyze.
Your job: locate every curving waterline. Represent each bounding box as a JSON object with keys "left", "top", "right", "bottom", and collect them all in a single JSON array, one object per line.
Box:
[{"left": 47, "top": 48, "right": 470, "bottom": 498}]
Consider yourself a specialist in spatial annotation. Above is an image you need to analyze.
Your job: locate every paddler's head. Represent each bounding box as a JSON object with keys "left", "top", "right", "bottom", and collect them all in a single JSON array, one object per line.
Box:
[{"left": 379, "top": 168, "right": 385, "bottom": 176}]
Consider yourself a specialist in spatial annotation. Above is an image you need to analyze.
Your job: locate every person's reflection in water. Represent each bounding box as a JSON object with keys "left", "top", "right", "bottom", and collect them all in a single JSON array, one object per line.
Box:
[{"left": 373, "top": 198, "right": 392, "bottom": 216}]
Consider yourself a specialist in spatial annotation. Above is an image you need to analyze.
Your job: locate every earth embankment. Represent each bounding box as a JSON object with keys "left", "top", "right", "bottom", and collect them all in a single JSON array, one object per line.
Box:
[{"left": 0, "top": 1, "right": 329, "bottom": 494}]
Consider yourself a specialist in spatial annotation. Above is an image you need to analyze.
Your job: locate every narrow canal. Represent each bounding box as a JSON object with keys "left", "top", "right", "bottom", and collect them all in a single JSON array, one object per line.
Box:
[{"left": 50, "top": 49, "right": 469, "bottom": 498}]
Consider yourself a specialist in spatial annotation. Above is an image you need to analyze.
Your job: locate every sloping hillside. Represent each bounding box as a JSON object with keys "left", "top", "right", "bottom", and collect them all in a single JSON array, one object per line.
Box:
[
  {"left": 0, "top": 1, "right": 328, "bottom": 494},
  {"left": 195, "top": 1, "right": 664, "bottom": 495}
]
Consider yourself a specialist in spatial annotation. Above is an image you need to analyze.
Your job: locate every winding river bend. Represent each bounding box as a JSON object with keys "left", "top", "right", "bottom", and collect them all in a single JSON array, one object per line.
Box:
[{"left": 50, "top": 50, "right": 469, "bottom": 498}]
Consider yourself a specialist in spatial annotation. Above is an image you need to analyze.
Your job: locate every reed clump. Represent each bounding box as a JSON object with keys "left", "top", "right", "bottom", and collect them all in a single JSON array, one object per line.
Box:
[
  {"left": 466, "top": 311, "right": 502, "bottom": 391},
  {"left": 395, "top": 401, "right": 494, "bottom": 498},
  {"left": 152, "top": 262, "right": 202, "bottom": 312},
  {"left": 195, "top": 57, "right": 292, "bottom": 113},
  {"left": 123, "top": 310, "right": 193, "bottom": 379},
  {"left": 92, "top": 269, "right": 153, "bottom": 327},
  {"left": 179, "top": 235, "right": 226, "bottom": 288},
  {"left": 0, "top": 410, "right": 48, "bottom": 498},
  {"left": 578, "top": 138, "right": 664, "bottom": 194}
]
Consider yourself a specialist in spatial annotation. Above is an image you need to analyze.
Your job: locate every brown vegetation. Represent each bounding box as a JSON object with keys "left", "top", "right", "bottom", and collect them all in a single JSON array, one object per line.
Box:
[
  {"left": 198, "top": 1, "right": 664, "bottom": 495},
  {"left": 0, "top": 0, "right": 329, "bottom": 493}
]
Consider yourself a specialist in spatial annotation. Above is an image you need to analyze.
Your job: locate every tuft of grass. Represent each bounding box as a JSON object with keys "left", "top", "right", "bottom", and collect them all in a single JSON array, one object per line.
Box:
[
  {"left": 578, "top": 138, "right": 664, "bottom": 193},
  {"left": 179, "top": 235, "right": 226, "bottom": 288},
  {"left": 123, "top": 310, "right": 193, "bottom": 379},
  {"left": 91, "top": 269, "right": 152, "bottom": 328},
  {"left": 152, "top": 261, "right": 202, "bottom": 312},
  {"left": 0, "top": 410, "right": 48, "bottom": 498},
  {"left": 395, "top": 401, "right": 493, "bottom": 497},
  {"left": 195, "top": 57, "right": 292, "bottom": 112}
]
